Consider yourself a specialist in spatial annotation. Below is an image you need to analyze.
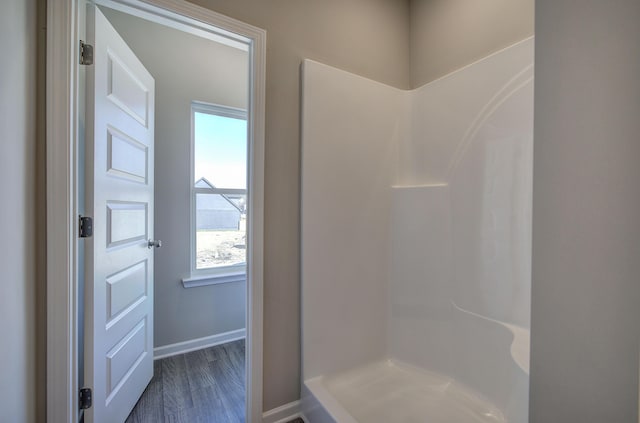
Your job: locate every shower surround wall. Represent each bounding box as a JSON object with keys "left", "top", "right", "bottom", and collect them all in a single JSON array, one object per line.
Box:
[{"left": 301, "top": 38, "right": 533, "bottom": 422}]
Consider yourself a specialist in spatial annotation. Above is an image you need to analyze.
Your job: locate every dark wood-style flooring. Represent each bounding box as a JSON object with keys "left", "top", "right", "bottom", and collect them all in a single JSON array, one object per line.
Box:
[{"left": 126, "top": 339, "right": 246, "bottom": 423}]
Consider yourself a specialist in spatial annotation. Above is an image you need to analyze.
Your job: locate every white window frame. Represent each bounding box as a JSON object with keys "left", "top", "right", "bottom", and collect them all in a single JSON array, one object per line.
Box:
[{"left": 188, "top": 101, "right": 248, "bottom": 284}]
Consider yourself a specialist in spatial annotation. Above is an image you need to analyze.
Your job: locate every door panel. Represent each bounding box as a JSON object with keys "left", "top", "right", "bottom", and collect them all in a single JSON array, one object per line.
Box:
[
  {"left": 85, "top": 5, "right": 155, "bottom": 423},
  {"left": 107, "top": 128, "right": 149, "bottom": 183},
  {"left": 106, "top": 319, "right": 148, "bottom": 399},
  {"left": 106, "top": 201, "right": 148, "bottom": 247},
  {"left": 106, "top": 261, "right": 148, "bottom": 323},
  {"left": 107, "top": 52, "right": 150, "bottom": 126}
]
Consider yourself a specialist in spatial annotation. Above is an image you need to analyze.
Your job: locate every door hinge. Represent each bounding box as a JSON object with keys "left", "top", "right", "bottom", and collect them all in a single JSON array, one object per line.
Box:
[
  {"left": 79, "top": 387, "right": 93, "bottom": 410},
  {"left": 79, "top": 215, "right": 93, "bottom": 238},
  {"left": 79, "top": 40, "right": 94, "bottom": 65}
]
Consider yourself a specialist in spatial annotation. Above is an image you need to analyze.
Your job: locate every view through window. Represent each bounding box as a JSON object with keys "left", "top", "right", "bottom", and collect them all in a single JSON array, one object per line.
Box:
[{"left": 192, "top": 103, "right": 247, "bottom": 272}]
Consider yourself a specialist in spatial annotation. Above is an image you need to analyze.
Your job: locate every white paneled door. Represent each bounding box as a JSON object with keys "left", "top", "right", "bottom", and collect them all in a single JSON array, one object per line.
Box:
[{"left": 85, "top": 5, "right": 155, "bottom": 423}]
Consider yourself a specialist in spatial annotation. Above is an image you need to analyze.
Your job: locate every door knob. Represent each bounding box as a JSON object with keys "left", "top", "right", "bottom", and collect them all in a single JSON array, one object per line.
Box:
[{"left": 147, "top": 239, "right": 162, "bottom": 249}]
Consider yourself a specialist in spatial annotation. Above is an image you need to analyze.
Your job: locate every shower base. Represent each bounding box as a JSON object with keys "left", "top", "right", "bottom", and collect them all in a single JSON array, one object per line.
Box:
[{"left": 302, "top": 359, "right": 506, "bottom": 423}]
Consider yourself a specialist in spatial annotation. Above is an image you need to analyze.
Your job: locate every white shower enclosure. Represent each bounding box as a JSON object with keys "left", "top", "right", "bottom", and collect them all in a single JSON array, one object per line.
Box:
[{"left": 301, "top": 38, "right": 533, "bottom": 423}]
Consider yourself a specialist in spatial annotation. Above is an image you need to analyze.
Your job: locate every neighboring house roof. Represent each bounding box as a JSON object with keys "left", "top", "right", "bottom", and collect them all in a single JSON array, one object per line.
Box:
[
  {"left": 194, "top": 177, "right": 215, "bottom": 189},
  {"left": 194, "top": 177, "right": 243, "bottom": 212}
]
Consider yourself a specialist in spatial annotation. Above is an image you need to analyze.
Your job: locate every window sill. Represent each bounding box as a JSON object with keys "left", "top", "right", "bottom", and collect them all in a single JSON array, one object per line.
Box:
[{"left": 181, "top": 271, "right": 246, "bottom": 288}]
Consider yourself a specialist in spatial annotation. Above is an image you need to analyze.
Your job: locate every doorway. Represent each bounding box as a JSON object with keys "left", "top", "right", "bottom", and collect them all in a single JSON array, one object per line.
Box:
[{"left": 46, "top": 1, "right": 265, "bottom": 422}]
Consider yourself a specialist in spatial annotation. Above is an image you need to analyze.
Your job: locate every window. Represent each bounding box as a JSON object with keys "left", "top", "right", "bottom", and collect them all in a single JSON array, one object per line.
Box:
[{"left": 191, "top": 102, "right": 248, "bottom": 279}]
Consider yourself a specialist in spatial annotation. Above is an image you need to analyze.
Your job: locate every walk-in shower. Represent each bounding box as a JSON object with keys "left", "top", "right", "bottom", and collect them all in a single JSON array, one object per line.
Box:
[{"left": 301, "top": 38, "right": 533, "bottom": 423}]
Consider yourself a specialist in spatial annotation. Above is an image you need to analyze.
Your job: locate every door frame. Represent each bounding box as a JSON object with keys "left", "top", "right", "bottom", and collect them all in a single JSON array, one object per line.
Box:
[{"left": 46, "top": 1, "right": 266, "bottom": 422}]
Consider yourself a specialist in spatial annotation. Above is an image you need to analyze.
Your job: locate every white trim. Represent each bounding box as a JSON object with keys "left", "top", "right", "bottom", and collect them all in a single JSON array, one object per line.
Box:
[
  {"left": 153, "top": 329, "right": 246, "bottom": 359},
  {"left": 47, "top": 0, "right": 79, "bottom": 422},
  {"left": 262, "top": 400, "right": 304, "bottom": 423},
  {"left": 46, "top": 1, "right": 266, "bottom": 422},
  {"left": 194, "top": 187, "right": 248, "bottom": 195},
  {"left": 93, "top": 0, "right": 248, "bottom": 51},
  {"left": 192, "top": 100, "right": 247, "bottom": 119},
  {"left": 182, "top": 271, "right": 246, "bottom": 288}
]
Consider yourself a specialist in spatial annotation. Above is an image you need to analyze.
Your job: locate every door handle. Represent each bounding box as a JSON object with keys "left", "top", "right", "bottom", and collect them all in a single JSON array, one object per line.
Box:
[{"left": 147, "top": 239, "right": 162, "bottom": 249}]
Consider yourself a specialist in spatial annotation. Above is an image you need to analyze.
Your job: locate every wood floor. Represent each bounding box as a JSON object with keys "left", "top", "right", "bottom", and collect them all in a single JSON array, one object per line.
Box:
[{"left": 126, "top": 339, "right": 245, "bottom": 423}]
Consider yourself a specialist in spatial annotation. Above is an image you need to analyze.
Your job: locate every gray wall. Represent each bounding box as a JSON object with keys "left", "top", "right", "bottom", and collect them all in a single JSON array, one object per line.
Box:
[
  {"left": 409, "top": 0, "right": 534, "bottom": 88},
  {"left": 187, "top": 0, "right": 411, "bottom": 410},
  {"left": 530, "top": 1, "right": 640, "bottom": 422},
  {"left": 103, "top": 8, "right": 249, "bottom": 348},
  {"left": 0, "top": 0, "right": 44, "bottom": 422}
]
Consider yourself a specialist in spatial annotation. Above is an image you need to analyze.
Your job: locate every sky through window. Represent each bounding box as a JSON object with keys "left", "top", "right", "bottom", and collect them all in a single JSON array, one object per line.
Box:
[{"left": 194, "top": 112, "right": 247, "bottom": 189}]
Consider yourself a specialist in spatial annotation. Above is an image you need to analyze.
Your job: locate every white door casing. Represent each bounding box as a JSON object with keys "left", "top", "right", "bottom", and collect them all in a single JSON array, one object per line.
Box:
[
  {"left": 84, "top": 5, "right": 155, "bottom": 422},
  {"left": 46, "top": 2, "right": 265, "bottom": 422}
]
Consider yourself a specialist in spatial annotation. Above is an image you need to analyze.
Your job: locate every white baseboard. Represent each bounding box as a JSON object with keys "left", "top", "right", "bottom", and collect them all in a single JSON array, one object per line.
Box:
[
  {"left": 153, "top": 328, "right": 246, "bottom": 359},
  {"left": 262, "top": 400, "right": 303, "bottom": 423}
]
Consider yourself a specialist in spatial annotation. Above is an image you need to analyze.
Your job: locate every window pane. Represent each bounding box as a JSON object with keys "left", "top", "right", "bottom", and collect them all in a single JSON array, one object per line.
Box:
[
  {"left": 194, "top": 112, "right": 247, "bottom": 189},
  {"left": 196, "top": 193, "right": 246, "bottom": 270}
]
